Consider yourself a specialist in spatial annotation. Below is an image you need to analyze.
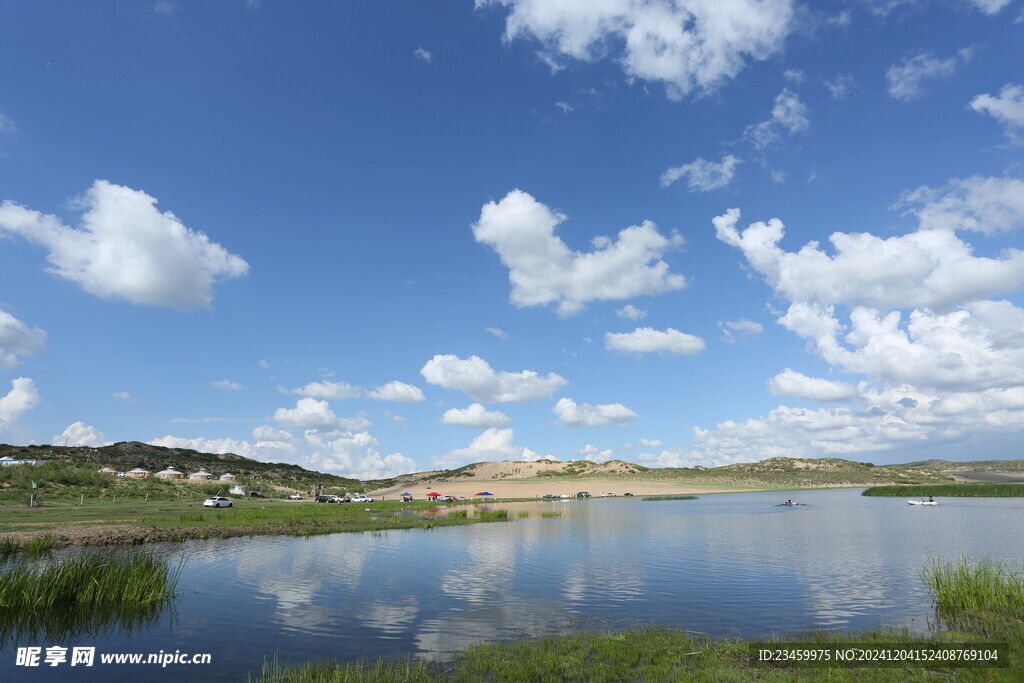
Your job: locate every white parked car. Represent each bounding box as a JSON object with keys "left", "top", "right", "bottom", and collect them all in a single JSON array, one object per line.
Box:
[
  {"left": 288, "top": 493, "right": 303, "bottom": 500},
  {"left": 351, "top": 495, "right": 372, "bottom": 503},
  {"left": 599, "top": 492, "right": 617, "bottom": 497},
  {"left": 203, "top": 496, "right": 232, "bottom": 508}
]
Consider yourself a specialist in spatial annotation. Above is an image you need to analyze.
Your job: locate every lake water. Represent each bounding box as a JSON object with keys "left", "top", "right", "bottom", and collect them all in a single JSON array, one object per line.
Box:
[{"left": 3, "top": 488, "right": 1023, "bottom": 680}]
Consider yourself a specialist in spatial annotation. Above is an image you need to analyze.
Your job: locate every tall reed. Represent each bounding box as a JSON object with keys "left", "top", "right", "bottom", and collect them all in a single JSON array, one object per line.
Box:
[{"left": 923, "top": 557, "right": 1024, "bottom": 635}]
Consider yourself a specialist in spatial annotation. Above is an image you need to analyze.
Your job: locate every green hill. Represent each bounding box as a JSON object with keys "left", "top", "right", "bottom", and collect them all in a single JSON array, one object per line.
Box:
[{"left": 0, "top": 441, "right": 359, "bottom": 490}]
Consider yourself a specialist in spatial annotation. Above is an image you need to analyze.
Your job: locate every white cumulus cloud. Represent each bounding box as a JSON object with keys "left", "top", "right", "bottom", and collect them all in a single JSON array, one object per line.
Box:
[
  {"left": 434, "top": 427, "right": 542, "bottom": 468},
  {"left": 290, "top": 380, "right": 363, "bottom": 400},
  {"left": 304, "top": 430, "right": 417, "bottom": 480},
  {"left": 477, "top": 0, "right": 795, "bottom": 100},
  {"left": 553, "top": 397, "right": 638, "bottom": 427},
  {"left": 53, "top": 421, "right": 111, "bottom": 447},
  {"left": 366, "top": 381, "right": 425, "bottom": 402},
  {"left": 779, "top": 300, "right": 1024, "bottom": 393},
  {"left": 211, "top": 379, "right": 243, "bottom": 391},
  {"left": 439, "top": 403, "right": 512, "bottom": 428},
  {"left": 0, "top": 180, "right": 248, "bottom": 310},
  {"left": 897, "top": 176, "right": 1024, "bottom": 234},
  {"left": 575, "top": 444, "right": 613, "bottom": 462},
  {"left": 272, "top": 398, "right": 371, "bottom": 432},
  {"left": 605, "top": 327, "right": 705, "bottom": 355},
  {"left": 421, "top": 354, "right": 567, "bottom": 403},
  {"left": 472, "top": 189, "right": 686, "bottom": 316},
  {"left": 0, "top": 377, "right": 40, "bottom": 433},
  {"left": 0, "top": 310, "right": 46, "bottom": 369},
  {"left": 970, "top": 84, "right": 1024, "bottom": 143},
  {"left": 661, "top": 155, "right": 740, "bottom": 192},
  {"left": 767, "top": 368, "right": 860, "bottom": 403},
  {"left": 713, "top": 208, "right": 1024, "bottom": 311}
]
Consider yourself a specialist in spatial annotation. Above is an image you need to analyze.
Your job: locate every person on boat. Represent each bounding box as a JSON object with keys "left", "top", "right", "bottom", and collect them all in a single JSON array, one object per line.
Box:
[{"left": 928, "top": 496, "right": 934, "bottom": 502}]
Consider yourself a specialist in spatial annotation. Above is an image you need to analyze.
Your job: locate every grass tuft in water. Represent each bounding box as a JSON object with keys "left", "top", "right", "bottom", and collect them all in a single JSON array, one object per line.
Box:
[
  {"left": 923, "top": 557, "right": 1024, "bottom": 636},
  {"left": 642, "top": 495, "right": 697, "bottom": 501},
  {"left": 0, "top": 550, "right": 184, "bottom": 644},
  {"left": 478, "top": 509, "right": 509, "bottom": 521},
  {"left": 23, "top": 535, "right": 55, "bottom": 557}
]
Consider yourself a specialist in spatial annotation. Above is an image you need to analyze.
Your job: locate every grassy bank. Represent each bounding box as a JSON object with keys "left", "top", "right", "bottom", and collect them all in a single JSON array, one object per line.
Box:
[
  {"left": 862, "top": 483, "right": 1024, "bottom": 497},
  {"left": 253, "top": 558, "right": 1023, "bottom": 682},
  {"left": 0, "top": 500, "right": 526, "bottom": 551},
  {"left": 0, "top": 550, "right": 182, "bottom": 642}
]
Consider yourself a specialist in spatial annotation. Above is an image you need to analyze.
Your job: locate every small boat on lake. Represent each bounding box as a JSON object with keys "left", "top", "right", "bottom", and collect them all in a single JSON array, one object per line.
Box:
[{"left": 908, "top": 499, "right": 938, "bottom": 506}]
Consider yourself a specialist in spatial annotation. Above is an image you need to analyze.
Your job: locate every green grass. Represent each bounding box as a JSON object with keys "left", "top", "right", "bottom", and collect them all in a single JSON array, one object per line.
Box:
[
  {"left": 541, "top": 511, "right": 561, "bottom": 518},
  {"left": 642, "top": 495, "right": 698, "bottom": 501},
  {"left": 863, "top": 483, "right": 1024, "bottom": 497},
  {"left": 0, "top": 499, "right": 524, "bottom": 549},
  {"left": 250, "top": 629, "right": 970, "bottom": 683},
  {"left": 0, "top": 550, "right": 183, "bottom": 643}
]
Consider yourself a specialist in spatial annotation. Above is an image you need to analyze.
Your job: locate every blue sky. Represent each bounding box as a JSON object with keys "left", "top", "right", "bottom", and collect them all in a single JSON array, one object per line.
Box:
[{"left": 1, "top": 0, "right": 1023, "bottom": 477}]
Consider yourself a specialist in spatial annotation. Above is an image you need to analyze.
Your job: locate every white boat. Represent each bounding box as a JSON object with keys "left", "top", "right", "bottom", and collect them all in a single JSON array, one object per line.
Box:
[{"left": 907, "top": 499, "right": 938, "bottom": 506}]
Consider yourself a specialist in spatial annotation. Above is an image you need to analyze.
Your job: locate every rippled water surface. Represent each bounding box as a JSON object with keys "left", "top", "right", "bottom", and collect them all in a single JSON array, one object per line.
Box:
[{"left": 3, "top": 488, "right": 1023, "bottom": 680}]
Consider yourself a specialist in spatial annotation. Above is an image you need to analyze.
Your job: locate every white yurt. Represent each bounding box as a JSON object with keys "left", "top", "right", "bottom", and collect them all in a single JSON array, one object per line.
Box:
[
  {"left": 155, "top": 467, "right": 185, "bottom": 480},
  {"left": 189, "top": 469, "right": 213, "bottom": 480},
  {"left": 219, "top": 473, "right": 236, "bottom": 481}
]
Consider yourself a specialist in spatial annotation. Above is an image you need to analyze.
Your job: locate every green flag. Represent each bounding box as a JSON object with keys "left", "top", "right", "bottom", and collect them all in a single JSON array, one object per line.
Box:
[{"left": 31, "top": 481, "right": 37, "bottom": 489}]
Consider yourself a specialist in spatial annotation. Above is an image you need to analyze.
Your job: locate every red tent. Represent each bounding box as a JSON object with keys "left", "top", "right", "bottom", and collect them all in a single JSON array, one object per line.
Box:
[{"left": 426, "top": 492, "right": 441, "bottom": 498}]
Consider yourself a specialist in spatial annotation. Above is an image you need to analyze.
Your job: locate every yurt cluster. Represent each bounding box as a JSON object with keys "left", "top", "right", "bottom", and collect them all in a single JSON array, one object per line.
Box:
[{"left": 98, "top": 466, "right": 238, "bottom": 482}]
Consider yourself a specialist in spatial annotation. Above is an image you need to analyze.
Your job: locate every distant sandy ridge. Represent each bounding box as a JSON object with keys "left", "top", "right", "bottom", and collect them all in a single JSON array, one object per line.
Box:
[{"left": 367, "top": 477, "right": 753, "bottom": 499}]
